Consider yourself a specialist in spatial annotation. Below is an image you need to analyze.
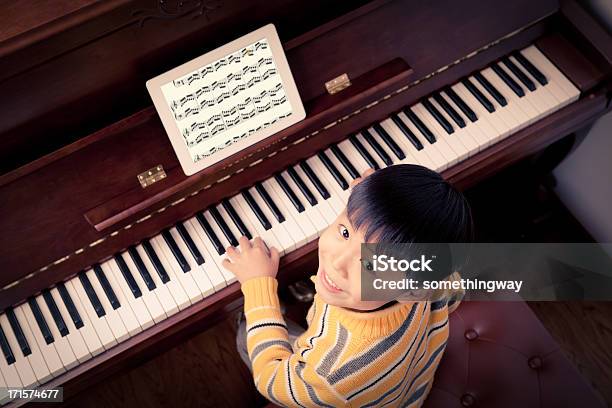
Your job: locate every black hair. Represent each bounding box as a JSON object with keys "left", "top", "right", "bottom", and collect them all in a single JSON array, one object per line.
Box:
[
  {"left": 348, "top": 164, "right": 473, "bottom": 285},
  {"left": 347, "top": 164, "right": 473, "bottom": 244}
]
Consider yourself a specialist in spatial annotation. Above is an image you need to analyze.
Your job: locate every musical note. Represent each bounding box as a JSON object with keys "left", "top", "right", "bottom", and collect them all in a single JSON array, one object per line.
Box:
[{"left": 161, "top": 38, "right": 295, "bottom": 163}]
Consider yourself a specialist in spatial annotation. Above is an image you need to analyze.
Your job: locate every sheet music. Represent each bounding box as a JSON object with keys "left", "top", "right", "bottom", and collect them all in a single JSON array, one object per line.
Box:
[{"left": 160, "top": 38, "right": 293, "bottom": 163}]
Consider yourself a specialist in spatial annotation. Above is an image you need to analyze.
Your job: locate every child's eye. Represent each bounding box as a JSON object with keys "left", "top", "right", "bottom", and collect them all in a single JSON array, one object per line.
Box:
[{"left": 338, "top": 224, "right": 350, "bottom": 239}]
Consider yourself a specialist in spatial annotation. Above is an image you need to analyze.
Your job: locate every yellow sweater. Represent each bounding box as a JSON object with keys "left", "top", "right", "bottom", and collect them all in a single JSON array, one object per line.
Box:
[{"left": 241, "top": 276, "right": 460, "bottom": 407}]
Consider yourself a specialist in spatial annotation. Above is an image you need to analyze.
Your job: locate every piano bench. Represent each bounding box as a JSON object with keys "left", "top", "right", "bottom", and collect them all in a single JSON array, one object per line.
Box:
[{"left": 264, "top": 300, "right": 605, "bottom": 407}]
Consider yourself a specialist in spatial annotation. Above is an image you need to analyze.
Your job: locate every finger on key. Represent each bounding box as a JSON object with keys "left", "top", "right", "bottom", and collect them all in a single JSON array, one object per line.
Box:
[
  {"left": 350, "top": 167, "right": 375, "bottom": 187},
  {"left": 226, "top": 246, "right": 239, "bottom": 260},
  {"left": 253, "top": 236, "right": 269, "bottom": 254},
  {"left": 238, "top": 235, "right": 251, "bottom": 248}
]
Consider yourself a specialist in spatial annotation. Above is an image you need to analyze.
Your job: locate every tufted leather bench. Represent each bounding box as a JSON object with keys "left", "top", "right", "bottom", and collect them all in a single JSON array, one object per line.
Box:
[
  {"left": 424, "top": 300, "right": 604, "bottom": 408},
  {"left": 265, "top": 300, "right": 605, "bottom": 407}
]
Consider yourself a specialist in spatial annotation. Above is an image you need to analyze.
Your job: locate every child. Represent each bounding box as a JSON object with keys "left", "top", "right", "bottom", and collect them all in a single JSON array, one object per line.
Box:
[{"left": 223, "top": 164, "right": 473, "bottom": 407}]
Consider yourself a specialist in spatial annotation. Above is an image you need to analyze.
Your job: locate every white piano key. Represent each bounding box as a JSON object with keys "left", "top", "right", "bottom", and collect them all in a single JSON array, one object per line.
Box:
[
  {"left": 121, "top": 252, "right": 167, "bottom": 324},
  {"left": 107, "top": 259, "right": 155, "bottom": 331},
  {"left": 200, "top": 209, "right": 240, "bottom": 283},
  {"left": 34, "top": 294, "right": 79, "bottom": 371},
  {"left": 150, "top": 233, "right": 204, "bottom": 302},
  {"left": 394, "top": 112, "right": 448, "bottom": 171},
  {"left": 168, "top": 225, "right": 218, "bottom": 294},
  {"left": 0, "top": 329, "right": 23, "bottom": 390},
  {"left": 281, "top": 169, "right": 329, "bottom": 234},
  {"left": 250, "top": 185, "right": 297, "bottom": 253},
  {"left": 322, "top": 147, "right": 355, "bottom": 202},
  {"left": 230, "top": 194, "right": 285, "bottom": 253},
  {"left": 496, "top": 61, "right": 554, "bottom": 118},
  {"left": 262, "top": 178, "right": 315, "bottom": 246},
  {"left": 453, "top": 82, "right": 505, "bottom": 144},
  {"left": 85, "top": 268, "right": 129, "bottom": 343},
  {"left": 369, "top": 123, "right": 419, "bottom": 167},
  {"left": 0, "top": 314, "right": 37, "bottom": 388},
  {"left": 410, "top": 103, "right": 468, "bottom": 164},
  {"left": 215, "top": 203, "right": 250, "bottom": 243},
  {"left": 480, "top": 67, "right": 536, "bottom": 127},
  {"left": 378, "top": 120, "right": 437, "bottom": 171},
  {"left": 20, "top": 301, "right": 66, "bottom": 378},
  {"left": 509, "top": 54, "right": 562, "bottom": 112},
  {"left": 57, "top": 283, "right": 105, "bottom": 356},
  {"left": 424, "top": 97, "right": 480, "bottom": 159},
  {"left": 69, "top": 278, "right": 117, "bottom": 350},
  {"left": 49, "top": 288, "right": 94, "bottom": 362},
  {"left": 12, "top": 306, "right": 53, "bottom": 384},
  {"left": 468, "top": 75, "right": 521, "bottom": 137},
  {"left": 336, "top": 140, "right": 370, "bottom": 174},
  {"left": 521, "top": 46, "right": 579, "bottom": 105},
  {"left": 302, "top": 167, "right": 340, "bottom": 220},
  {"left": 135, "top": 244, "right": 179, "bottom": 317},
  {"left": 365, "top": 125, "right": 401, "bottom": 165},
  {"left": 99, "top": 261, "right": 143, "bottom": 336},
  {"left": 0, "top": 366, "right": 11, "bottom": 405},
  {"left": 410, "top": 102, "right": 469, "bottom": 162},
  {"left": 306, "top": 157, "right": 344, "bottom": 214}
]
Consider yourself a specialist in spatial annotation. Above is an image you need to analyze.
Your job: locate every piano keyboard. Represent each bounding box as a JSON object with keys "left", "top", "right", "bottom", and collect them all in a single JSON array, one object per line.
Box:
[{"left": 0, "top": 45, "right": 579, "bottom": 403}]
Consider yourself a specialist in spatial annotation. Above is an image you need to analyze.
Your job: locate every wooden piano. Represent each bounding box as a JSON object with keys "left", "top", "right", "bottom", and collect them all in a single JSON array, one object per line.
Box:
[{"left": 0, "top": 0, "right": 610, "bottom": 405}]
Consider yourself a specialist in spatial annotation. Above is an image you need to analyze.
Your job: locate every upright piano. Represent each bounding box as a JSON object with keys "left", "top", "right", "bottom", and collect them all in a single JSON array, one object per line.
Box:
[{"left": 0, "top": 0, "right": 610, "bottom": 405}]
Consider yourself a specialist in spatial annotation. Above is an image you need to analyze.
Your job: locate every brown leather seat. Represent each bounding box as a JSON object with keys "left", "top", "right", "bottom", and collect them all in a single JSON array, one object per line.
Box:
[
  {"left": 265, "top": 300, "right": 604, "bottom": 407},
  {"left": 424, "top": 300, "right": 605, "bottom": 408}
]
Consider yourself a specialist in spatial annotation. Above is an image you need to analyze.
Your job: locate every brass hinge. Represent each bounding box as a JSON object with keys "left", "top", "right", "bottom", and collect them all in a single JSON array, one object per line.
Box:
[
  {"left": 325, "top": 73, "right": 351, "bottom": 95},
  {"left": 138, "top": 165, "right": 166, "bottom": 188}
]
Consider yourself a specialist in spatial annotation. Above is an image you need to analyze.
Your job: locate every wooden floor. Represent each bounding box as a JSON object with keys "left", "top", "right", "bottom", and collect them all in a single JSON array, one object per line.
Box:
[{"left": 66, "top": 150, "right": 612, "bottom": 407}]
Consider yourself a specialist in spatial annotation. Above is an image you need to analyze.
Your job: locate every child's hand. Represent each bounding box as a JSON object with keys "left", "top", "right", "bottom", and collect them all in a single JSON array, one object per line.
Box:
[
  {"left": 222, "top": 236, "right": 280, "bottom": 285},
  {"left": 351, "top": 168, "right": 375, "bottom": 187}
]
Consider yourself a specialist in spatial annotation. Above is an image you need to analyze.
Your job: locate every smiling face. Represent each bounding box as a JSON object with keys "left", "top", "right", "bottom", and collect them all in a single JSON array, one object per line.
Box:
[{"left": 315, "top": 209, "right": 397, "bottom": 311}]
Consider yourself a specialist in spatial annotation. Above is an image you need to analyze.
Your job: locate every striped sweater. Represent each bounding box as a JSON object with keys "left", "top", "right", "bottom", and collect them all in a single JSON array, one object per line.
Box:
[{"left": 241, "top": 275, "right": 460, "bottom": 407}]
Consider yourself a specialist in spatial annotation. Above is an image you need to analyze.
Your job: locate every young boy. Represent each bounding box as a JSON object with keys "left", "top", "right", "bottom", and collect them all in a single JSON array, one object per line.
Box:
[{"left": 223, "top": 164, "right": 472, "bottom": 407}]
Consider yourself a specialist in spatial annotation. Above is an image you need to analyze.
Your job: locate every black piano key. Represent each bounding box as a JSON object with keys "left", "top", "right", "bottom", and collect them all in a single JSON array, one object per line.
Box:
[
  {"left": 330, "top": 145, "right": 360, "bottom": 179},
  {"left": 299, "top": 161, "right": 330, "bottom": 199},
  {"left": 318, "top": 151, "right": 349, "bottom": 190},
  {"left": 209, "top": 207, "right": 239, "bottom": 247},
  {"left": 391, "top": 114, "right": 427, "bottom": 149},
  {"left": 361, "top": 129, "right": 393, "bottom": 165},
  {"left": 114, "top": 254, "right": 142, "bottom": 298},
  {"left": 57, "top": 282, "right": 84, "bottom": 329},
  {"left": 462, "top": 78, "right": 496, "bottom": 112},
  {"left": 400, "top": 108, "right": 436, "bottom": 143},
  {"left": 501, "top": 56, "right": 536, "bottom": 91},
  {"left": 422, "top": 99, "right": 454, "bottom": 134},
  {"left": 78, "top": 271, "right": 105, "bottom": 317},
  {"left": 222, "top": 199, "right": 252, "bottom": 240},
  {"left": 6, "top": 308, "right": 30, "bottom": 356},
  {"left": 0, "top": 324, "right": 15, "bottom": 364},
  {"left": 272, "top": 174, "right": 304, "bottom": 213},
  {"left": 196, "top": 212, "right": 226, "bottom": 254},
  {"left": 28, "top": 297, "right": 54, "bottom": 344},
  {"left": 288, "top": 167, "right": 317, "bottom": 206},
  {"left": 142, "top": 239, "right": 172, "bottom": 281},
  {"left": 349, "top": 135, "right": 379, "bottom": 170},
  {"left": 474, "top": 72, "right": 507, "bottom": 107},
  {"left": 433, "top": 93, "right": 467, "bottom": 127},
  {"left": 42, "top": 289, "right": 69, "bottom": 337},
  {"left": 444, "top": 87, "right": 478, "bottom": 122},
  {"left": 161, "top": 230, "right": 191, "bottom": 272},
  {"left": 512, "top": 50, "right": 547, "bottom": 85},
  {"left": 128, "top": 246, "right": 157, "bottom": 290},
  {"left": 241, "top": 190, "right": 272, "bottom": 230},
  {"left": 372, "top": 123, "right": 405, "bottom": 160},
  {"left": 491, "top": 64, "right": 524, "bottom": 98},
  {"left": 93, "top": 264, "right": 121, "bottom": 310},
  {"left": 255, "top": 182, "right": 286, "bottom": 222},
  {"left": 176, "top": 223, "right": 205, "bottom": 265}
]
